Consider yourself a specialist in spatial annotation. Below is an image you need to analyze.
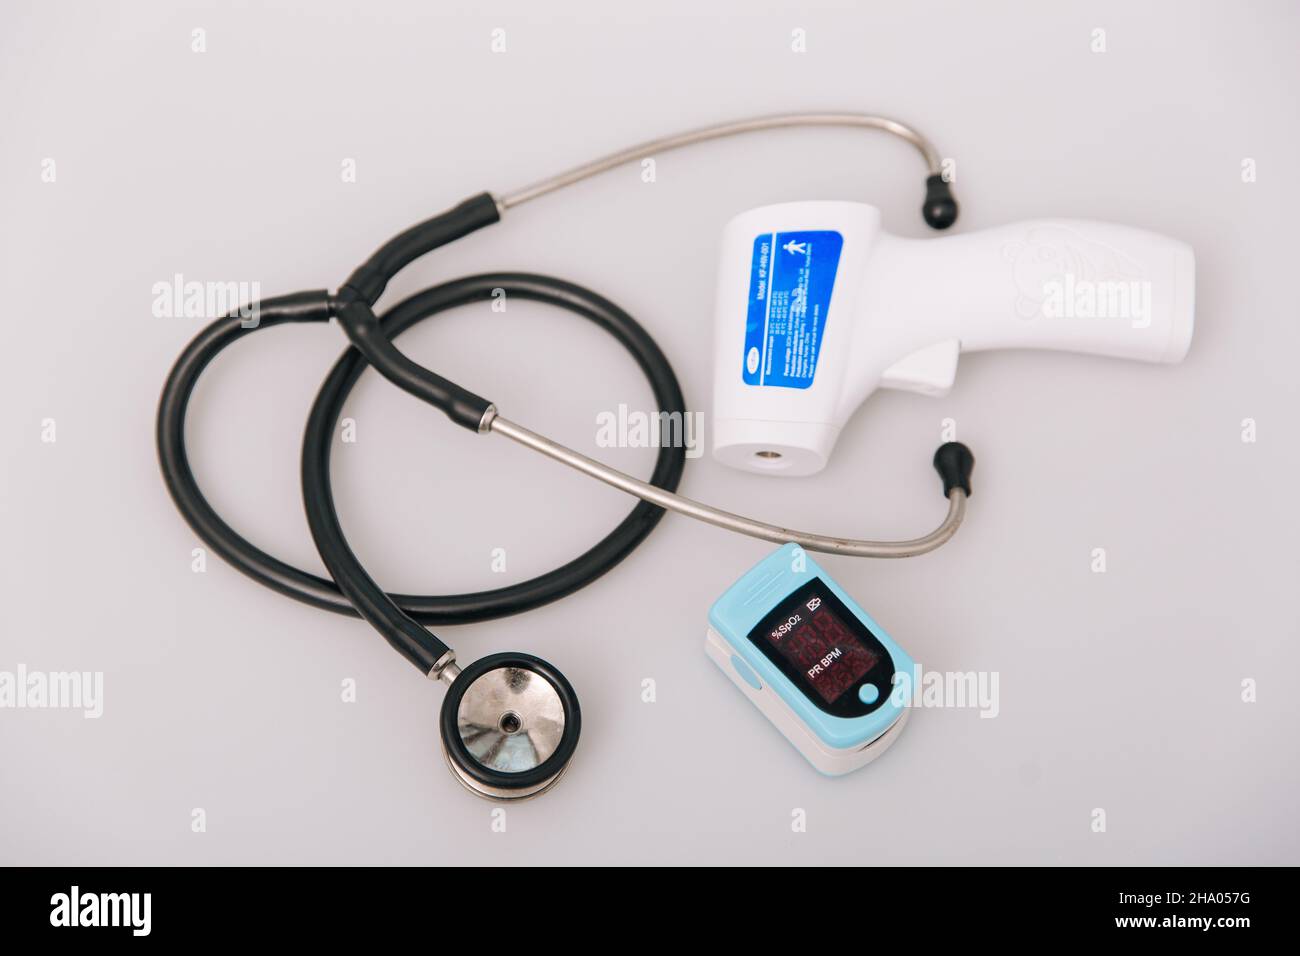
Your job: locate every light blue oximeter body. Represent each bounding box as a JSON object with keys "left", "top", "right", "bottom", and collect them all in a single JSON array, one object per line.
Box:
[{"left": 705, "top": 543, "right": 914, "bottom": 775}]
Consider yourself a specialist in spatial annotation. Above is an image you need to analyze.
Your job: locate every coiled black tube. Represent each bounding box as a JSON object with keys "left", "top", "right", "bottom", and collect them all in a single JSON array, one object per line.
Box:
[
  {"left": 300, "top": 273, "right": 688, "bottom": 670},
  {"left": 157, "top": 262, "right": 687, "bottom": 672}
]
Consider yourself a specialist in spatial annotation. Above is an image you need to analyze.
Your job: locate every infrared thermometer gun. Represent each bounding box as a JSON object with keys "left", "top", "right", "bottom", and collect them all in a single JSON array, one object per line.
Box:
[{"left": 712, "top": 201, "right": 1195, "bottom": 475}]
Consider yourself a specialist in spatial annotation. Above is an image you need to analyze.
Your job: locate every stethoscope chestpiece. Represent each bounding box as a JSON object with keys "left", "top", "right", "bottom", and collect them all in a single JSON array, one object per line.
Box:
[{"left": 439, "top": 652, "right": 581, "bottom": 801}]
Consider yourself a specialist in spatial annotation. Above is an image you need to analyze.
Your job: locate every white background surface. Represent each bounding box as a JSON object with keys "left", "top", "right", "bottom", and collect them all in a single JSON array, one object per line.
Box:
[{"left": 2, "top": 0, "right": 1296, "bottom": 865}]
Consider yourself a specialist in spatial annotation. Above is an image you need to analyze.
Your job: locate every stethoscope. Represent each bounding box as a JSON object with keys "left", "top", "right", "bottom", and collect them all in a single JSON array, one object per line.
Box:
[{"left": 157, "top": 112, "right": 975, "bottom": 800}]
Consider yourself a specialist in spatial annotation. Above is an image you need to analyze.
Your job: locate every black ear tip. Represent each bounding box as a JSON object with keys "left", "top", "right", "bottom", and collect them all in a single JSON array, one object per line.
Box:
[
  {"left": 924, "top": 198, "right": 959, "bottom": 230},
  {"left": 923, "top": 174, "right": 959, "bottom": 230},
  {"left": 933, "top": 442, "right": 975, "bottom": 497}
]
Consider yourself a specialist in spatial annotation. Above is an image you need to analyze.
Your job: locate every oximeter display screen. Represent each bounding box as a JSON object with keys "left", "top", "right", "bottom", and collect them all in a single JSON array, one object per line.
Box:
[{"left": 760, "top": 584, "right": 880, "bottom": 704}]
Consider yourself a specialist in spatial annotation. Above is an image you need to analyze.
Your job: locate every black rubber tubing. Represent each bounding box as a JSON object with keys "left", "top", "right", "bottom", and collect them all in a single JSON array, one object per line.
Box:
[
  {"left": 302, "top": 274, "right": 688, "bottom": 670},
  {"left": 342, "top": 192, "right": 501, "bottom": 306},
  {"left": 331, "top": 293, "right": 492, "bottom": 431},
  {"left": 157, "top": 274, "right": 688, "bottom": 673}
]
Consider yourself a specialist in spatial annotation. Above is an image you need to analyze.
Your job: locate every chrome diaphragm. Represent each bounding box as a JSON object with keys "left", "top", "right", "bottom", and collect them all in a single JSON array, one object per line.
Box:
[{"left": 438, "top": 653, "right": 581, "bottom": 801}]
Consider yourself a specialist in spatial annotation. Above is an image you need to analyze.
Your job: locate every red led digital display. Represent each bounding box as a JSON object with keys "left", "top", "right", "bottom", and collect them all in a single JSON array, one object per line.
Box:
[{"left": 764, "top": 592, "right": 879, "bottom": 704}]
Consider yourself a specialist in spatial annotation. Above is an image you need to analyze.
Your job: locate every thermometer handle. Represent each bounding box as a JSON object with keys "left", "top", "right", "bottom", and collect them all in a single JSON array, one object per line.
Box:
[{"left": 863, "top": 218, "right": 1195, "bottom": 368}]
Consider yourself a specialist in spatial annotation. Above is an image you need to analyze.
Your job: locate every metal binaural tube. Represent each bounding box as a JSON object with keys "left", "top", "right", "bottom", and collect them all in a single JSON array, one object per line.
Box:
[
  {"left": 487, "top": 414, "right": 966, "bottom": 558},
  {"left": 497, "top": 111, "right": 943, "bottom": 210}
]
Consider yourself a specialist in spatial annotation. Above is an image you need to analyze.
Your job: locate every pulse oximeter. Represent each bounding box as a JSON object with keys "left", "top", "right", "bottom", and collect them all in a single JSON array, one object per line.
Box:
[{"left": 706, "top": 543, "right": 914, "bottom": 775}]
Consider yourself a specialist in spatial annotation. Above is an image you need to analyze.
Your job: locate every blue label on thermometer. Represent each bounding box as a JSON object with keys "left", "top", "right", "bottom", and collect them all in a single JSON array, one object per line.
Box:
[{"left": 742, "top": 230, "right": 843, "bottom": 388}]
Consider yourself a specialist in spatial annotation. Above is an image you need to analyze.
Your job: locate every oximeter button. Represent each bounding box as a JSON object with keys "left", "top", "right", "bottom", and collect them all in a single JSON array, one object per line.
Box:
[
  {"left": 730, "top": 655, "right": 763, "bottom": 691},
  {"left": 858, "top": 684, "right": 880, "bottom": 705}
]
